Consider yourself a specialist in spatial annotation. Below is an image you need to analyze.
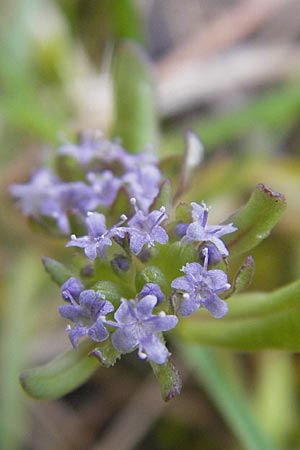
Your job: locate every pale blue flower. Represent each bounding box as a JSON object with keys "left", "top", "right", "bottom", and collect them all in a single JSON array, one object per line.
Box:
[
  {"left": 171, "top": 250, "right": 230, "bottom": 318},
  {"left": 111, "top": 295, "right": 178, "bottom": 364},
  {"left": 183, "top": 202, "right": 237, "bottom": 257},
  {"left": 59, "top": 289, "right": 114, "bottom": 348},
  {"left": 66, "top": 212, "right": 126, "bottom": 259},
  {"left": 126, "top": 200, "right": 169, "bottom": 255}
]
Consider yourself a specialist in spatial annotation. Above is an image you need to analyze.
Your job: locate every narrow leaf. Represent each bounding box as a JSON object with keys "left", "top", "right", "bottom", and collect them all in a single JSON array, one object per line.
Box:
[
  {"left": 150, "top": 179, "right": 172, "bottom": 213},
  {"left": 42, "top": 256, "right": 73, "bottom": 286},
  {"left": 182, "top": 346, "right": 280, "bottom": 450},
  {"left": 223, "top": 184, "right": 286, "bottom": 257},
  {"left": 111, "top": 40, "right": 158, "bottom": 153},
  {"left": 232, "top": 255, "right": 255, "bottom": 295},
  {"left": 90, "top": 339, "right": 121, "bottom": 368},
  {"left": 20, "top": 341, "right": 99, "bottom": 399},
  {"left": 177, "top": 279, "right": 300, "bottom": 351},
  {"left": 150, "top": 360, "right": 182, "bottom": 401}
]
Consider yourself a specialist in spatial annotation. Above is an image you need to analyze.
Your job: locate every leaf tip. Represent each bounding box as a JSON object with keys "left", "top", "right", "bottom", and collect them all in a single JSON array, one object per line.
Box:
[{"left": 256, "top": 183, "right": 286, "bottom": 204}]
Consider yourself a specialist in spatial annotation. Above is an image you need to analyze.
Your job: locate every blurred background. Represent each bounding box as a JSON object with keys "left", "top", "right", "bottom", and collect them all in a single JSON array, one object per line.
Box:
[{"left": 1, "top": 0, "right": 300, "bottom": 449}]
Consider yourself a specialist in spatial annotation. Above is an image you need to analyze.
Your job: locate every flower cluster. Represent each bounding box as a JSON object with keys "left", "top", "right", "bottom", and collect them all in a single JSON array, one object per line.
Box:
[
  {"left": 11, "top": 132, "right": 238, "bottom": 368},
  {"left": 10, "top": 133, "right": 161, "bottom": 234}
]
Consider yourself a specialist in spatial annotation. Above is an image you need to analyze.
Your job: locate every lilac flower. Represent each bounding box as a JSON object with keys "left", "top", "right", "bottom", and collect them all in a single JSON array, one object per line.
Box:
[
  {"left": 139, "top": 283, "right": 165, "bottom": 305},
  {"left": 183, "top": 202, "right": 237, "bottom": 257},
  {"left": 59, "top": 289, "right": 114, "bottom": 348},
  {"left": 61, "top": 277, "right": 84, "bottom": 302},
  {"left": 171, "top": 250, "right": 230, "bottom": 318},
  {"left": 123, "top": 164, "right": 161, "bottom": 212},
  {"left": 126, "top": 199, "right": 169, "bottom": 255},
  {"left": 66, "top": 212, "right": 126, "bottom": 259},
  {"left": 40, "top": 181, "right": 98, "bottom": 234},
  {"left": 87, "top": 171, "right": 122, "bottom": 207},
  {"left": 111, "top": 295, "right": 178, "bottom": 364},
  {"left": 9, "top": 168, "right": 60, "bottom": 216},
  {"left": 174, "top": 222, "right": 189, "bottom": 239},
  {"left": 58, "top": 133, "right": 112, "bottom": 166}
]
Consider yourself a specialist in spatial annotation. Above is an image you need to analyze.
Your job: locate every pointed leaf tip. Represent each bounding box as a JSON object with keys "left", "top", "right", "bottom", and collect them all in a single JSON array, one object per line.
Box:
[
  {"left": 232, "top": 256, "right": 255, "bottom": 295},
  {"left": 150, "top": 360, "right": 182, "bottom": 401},
  {"left": 42, "top": 256, "right": 73, "bottom": 286},
  {"left": 223, "top": 183, "right": 286, "bottom": 257}
]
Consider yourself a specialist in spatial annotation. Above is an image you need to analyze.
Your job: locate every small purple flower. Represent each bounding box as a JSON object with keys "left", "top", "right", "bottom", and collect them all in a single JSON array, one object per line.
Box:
[
  {"left": 199, "top": 242, "right": 223, "bottom": 266},
  {"left": 40, "top": 181, "right": 98, "bottom": 234},
  {"left": 58, "top": 133, "right": 109, "bottom": 166},
  {"left": 111, "top": 295, "right": 178, "bottom": 364},
  {"left": 9, "top": 168, "right": 60, "bottom": 216},
  {"left": 174, "top": 222, "right": 189, "bottom": 239},
  {"left": 126, "top": 200, "right": 169, "bottom": 255},
  {"left": 183, "top": 202, "right": 237, "bottom": 257},
  {"left": 139, "top": 283, "right": 165, "bottom": 305},
  {"left": 171, "top": 250, "right": 230, "bottom": 318},
  {"left": 123, "top": 164, "right": 161, "bottom": 212},
  {"left": 66, "top": 212, "right": 126, "bottom": 259},
  {"left": 87, "top": 171, "right": 122, "bottom": 207},
  {"left": 59, "top": 289, "right": 114, "bottom": 348},
  {"left": 61, "top": 277, "right": 84, "bottom": 302}
]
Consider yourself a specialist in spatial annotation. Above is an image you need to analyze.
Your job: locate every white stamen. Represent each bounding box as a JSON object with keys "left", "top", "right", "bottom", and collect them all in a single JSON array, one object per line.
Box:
[
  {"left": 138, "top": 350, "right": 147, "bottom": 360},
  {"left": 70, "top": 234, "right": 77, "bottom": 240},
  {"left": 87, "top": 211, "right": 93, "bottom": 216},
  {"left": 130, "top": 197, "right": 137, "bottom": 206},
  {"left": 158, "top": 311, "right": 166, "bottom": 317},
  {"left": 225, "top": 283, "right": 231, "bottom": 290},
  {"left": 159, "top": 206, "right": 166, "bottom": 213},
  {"left": 183, "top": 293, "right": 190, "bottom": 300},
  {"left": 201, "top": 200, "right": 211, "bottom": 212},
  {"left": 202, "top": 247, "right": 208, "bottom": 257},
  {"left": 120, "top": 214, "right": 127, "bottom": 221}
]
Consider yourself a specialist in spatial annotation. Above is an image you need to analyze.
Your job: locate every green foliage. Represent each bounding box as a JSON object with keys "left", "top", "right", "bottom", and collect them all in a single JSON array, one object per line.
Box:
[
  {"left": 42, "top": 256, "right": 74, "bottom": 286},
  {"left": 182, "top": 346, "right": 280, "bottom": 450},
  {"left": 224, "top": 183, "right": 286, "bottom": 257},
  {"left": 177, "top": 279, "right": 300, "bottom": 351},
  {"left": 111, "top": 41, "right": 159, "bottom": 153},
  {"left": 20, "top": 340, "right": 99, "bottom": 399},
  {"left": 150, "top": 359, "right": 182, "bottom": 402}
]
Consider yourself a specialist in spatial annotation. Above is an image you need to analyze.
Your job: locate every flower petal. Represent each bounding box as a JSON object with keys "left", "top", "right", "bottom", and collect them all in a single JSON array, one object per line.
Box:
[
  {"left": 204, "top": 294, "right": 228, "bottom": 318},
  {"left": 139, "top": 333, "right": 169, "bottom": 364},
  {"left": 111, "top": 327, "right": 137, "bottom": 353}
]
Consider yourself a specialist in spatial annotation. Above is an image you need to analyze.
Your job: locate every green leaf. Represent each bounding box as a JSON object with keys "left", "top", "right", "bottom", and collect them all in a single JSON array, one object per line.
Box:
[
  {"left": 93, "top": 280, "right": 131, "bottom": 306},
  {"left": 223, "top": 184, "right": 286, "bottom": 257},
  {"left": 163, "top": 83, "right": 300, "bottom": 155},
  {"left": 150, "top": 179, "right": 172, "bottom": 213},
  {"left": 150, "top": 360, "right": 182, "bottom": 401},
  {"left": 0, "top": 252, "right": 44, "bottom": 449},
  {"left": 231, "top": 255, "right": 255, "bottom": 295},
  {"left": 182, "top": 346, "right": 280, "bottom": 450},
  {"left": 135, "top": 265, "right": 168, "bottom": 293},
  {"left": 20, "top": 341, "right": 99, "bottom": 399},
  {"left": 42, "top": 256, "right": 73, "bottom": 286},
  {"left": 176, "top": 279, "right": 300, "bottom": 351},
  {"left": 158, "top": 242, "right": 198, "bottom": 289},
  {"left": 90, "top": 339, "right": 121, "bottom": 368},
  {"left": 111, "top": 40, "right": 158, "bottom": 153}
]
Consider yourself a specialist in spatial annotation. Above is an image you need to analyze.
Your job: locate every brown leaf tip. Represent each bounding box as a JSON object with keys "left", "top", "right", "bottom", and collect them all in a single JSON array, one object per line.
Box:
[{"left": 257, "top": 183, "right": 286, "bottom": 204}]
